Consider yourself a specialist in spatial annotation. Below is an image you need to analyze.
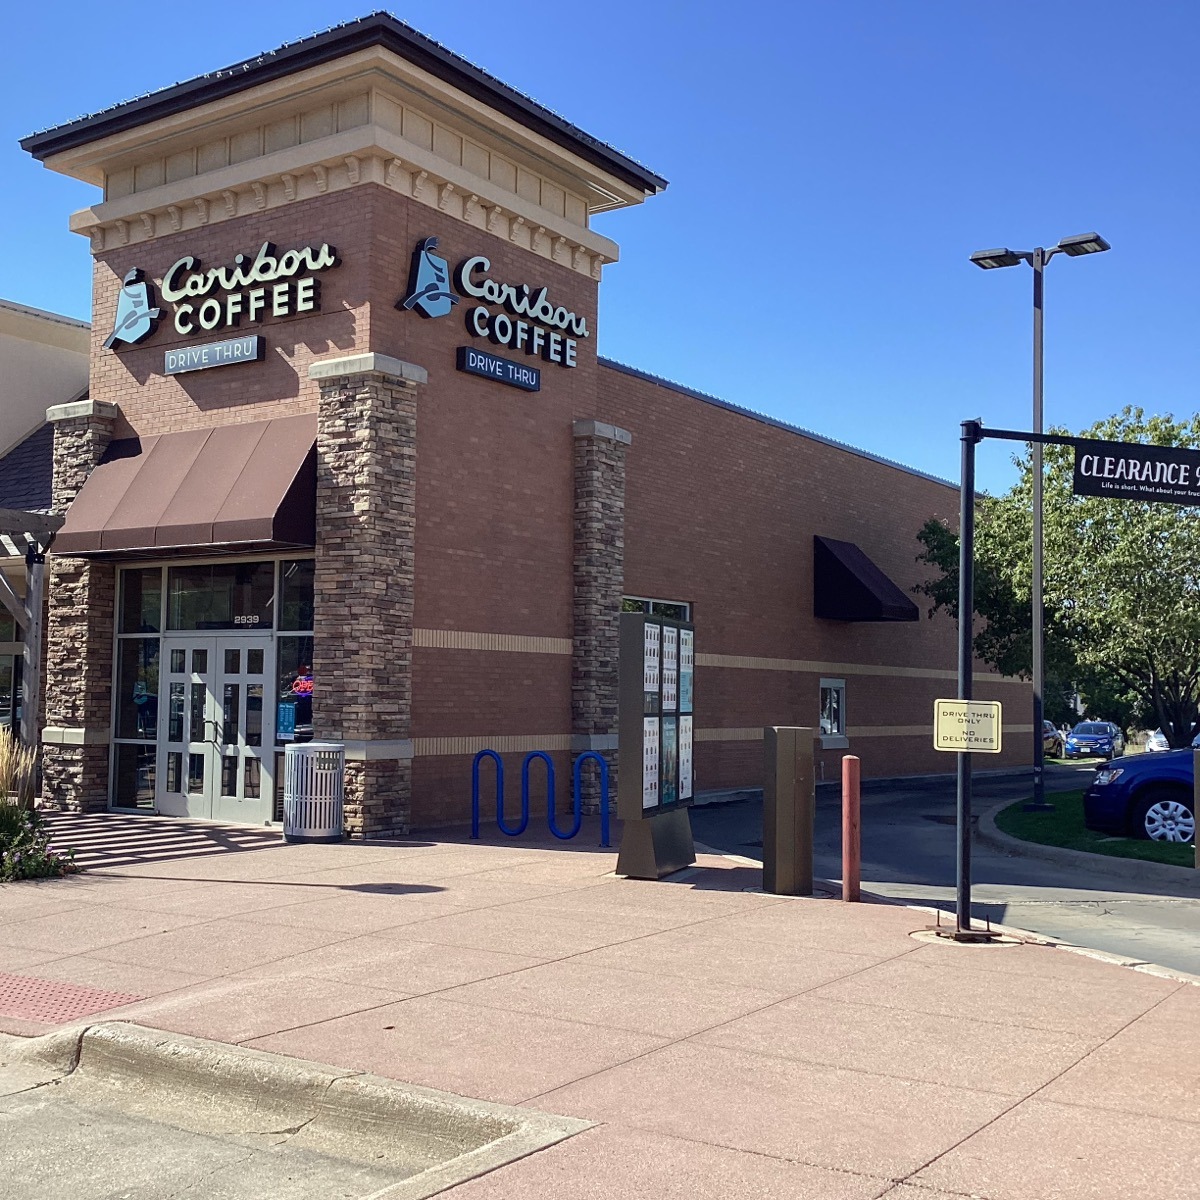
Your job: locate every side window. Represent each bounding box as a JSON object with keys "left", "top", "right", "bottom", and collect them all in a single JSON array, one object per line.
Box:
[
  {"left": 622, "top": 596, "right": 692, "bottom": 622},
  {"left": 820, "top": 677, "right": 847, "bottom": 744}
]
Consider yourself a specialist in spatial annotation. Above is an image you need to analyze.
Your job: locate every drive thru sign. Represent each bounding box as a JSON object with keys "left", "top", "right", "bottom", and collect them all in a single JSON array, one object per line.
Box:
[{"left": 934, "top": 699, "right": 1002, "bottom": 754}]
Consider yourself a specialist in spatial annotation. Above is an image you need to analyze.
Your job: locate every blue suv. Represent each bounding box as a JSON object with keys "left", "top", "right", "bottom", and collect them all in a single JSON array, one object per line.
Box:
[
  {"left": 1064, "top": 721, "right": 1124, "bottom": 760},
  {"left": 1084, "top": 750, "right": 1196, "bottom": 843}
]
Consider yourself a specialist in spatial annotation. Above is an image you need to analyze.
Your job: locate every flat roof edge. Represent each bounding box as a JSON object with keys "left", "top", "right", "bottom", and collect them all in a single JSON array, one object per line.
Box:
[
  {"left": 598, "top": 357, "right": 955, "bottom": 490},
  {"left": 0, "top": 298, "right": 90, "bottom": 331},
  {"left": 21, "top": 13, "right": 667, "bottom": 196}
]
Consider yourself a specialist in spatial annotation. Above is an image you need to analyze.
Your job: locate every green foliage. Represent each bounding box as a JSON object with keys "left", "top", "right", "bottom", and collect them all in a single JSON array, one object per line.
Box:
[
  {"left": 0, "top": 806, "right": 77, "bottom": 882},
  {"left": 915, "top": 407, "right": 1200, "bottom": 747}
]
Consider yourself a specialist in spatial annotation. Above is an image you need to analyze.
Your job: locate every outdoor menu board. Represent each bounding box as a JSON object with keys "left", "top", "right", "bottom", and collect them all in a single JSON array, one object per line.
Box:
[
  {"left": 618, "top": 611, "right": 699, "bottom": 879},
  {"left": 624, "top": 613, "right": 695, "bottom": 814}
]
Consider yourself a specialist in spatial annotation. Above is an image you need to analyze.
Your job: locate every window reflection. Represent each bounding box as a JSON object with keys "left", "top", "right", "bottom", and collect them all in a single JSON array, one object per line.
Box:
[
  {"left": 116, "top": 640, "right": 159, "bottom": 740},
  {"left": 277, "top": 635, "right": 314, "bottom": 743},
  {"left": 168, "top": 562, "right": 274, "bottom": 631}
]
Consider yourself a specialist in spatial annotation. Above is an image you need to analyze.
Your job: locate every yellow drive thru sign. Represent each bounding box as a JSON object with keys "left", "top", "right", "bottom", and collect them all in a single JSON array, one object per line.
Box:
[{"left": 933, "top": 699, "right": 1002, "bottom": 753}]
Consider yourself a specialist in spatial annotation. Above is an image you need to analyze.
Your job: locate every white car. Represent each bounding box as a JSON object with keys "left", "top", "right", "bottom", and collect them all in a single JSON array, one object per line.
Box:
[{"left": 1145, "top": 729, "right": 1170, "bottom": 752}]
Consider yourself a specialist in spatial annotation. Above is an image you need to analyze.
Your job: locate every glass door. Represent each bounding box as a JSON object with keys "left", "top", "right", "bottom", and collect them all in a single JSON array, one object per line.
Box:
[
  {"left": 211, "top": 639, "right": 272, "bottom": 824},
  {"left": 157, "top": 637, "right": 218, "bottom": 818}
]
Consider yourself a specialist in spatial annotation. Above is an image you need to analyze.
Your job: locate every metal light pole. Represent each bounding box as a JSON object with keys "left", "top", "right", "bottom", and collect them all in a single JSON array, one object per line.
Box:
[{"left": 969, "top": 233, "right": 1110, "bottom": 810}]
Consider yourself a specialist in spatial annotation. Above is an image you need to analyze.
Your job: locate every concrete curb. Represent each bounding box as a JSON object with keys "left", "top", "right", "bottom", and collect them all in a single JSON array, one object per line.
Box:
[
  {"left": 4, "top": 1022, "right": 591, "bottom": 1199},
  {"left": 976, "top": 797, "right": 1200, "bottom": 893}
]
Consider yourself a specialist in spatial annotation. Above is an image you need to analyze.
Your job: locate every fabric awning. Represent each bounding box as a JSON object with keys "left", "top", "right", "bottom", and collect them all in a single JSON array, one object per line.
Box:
[
  {"left": 813, "top": 535, "right": 919, "bottom": 623},
  {"left": 54, "top": 414, "right": 316, "bottom": 556}
]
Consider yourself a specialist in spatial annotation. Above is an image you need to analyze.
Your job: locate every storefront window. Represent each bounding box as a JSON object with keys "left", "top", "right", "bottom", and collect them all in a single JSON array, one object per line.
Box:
[
  {"left": 277, "top": 635, "right": 314, "bottom": 744},
  {"left": 167, "top": 562, "right": 274, "bottom": 631},
  {"left": 0, "top": 657, "right": 14, "bottom": 733},
  {"left": 820, "top": 678, "right": 846, "bottom": 738},
  {"left": 279, "top": 560, "right": 314, "bottom": 630},
  {"left": 113, "top": 743, "right": 155, "bottom": 809},
  {"left": 120, "top": 568, "right": 162, "bottom": 633},
  {"left": 0, "top": 611, "right": 21, "bottom": 642},
  {"left": 115, "top": 639, "right": 160, "bottom": 740},
  {"left": 622, "top": 596, "right": 692, "bottom": 621}
]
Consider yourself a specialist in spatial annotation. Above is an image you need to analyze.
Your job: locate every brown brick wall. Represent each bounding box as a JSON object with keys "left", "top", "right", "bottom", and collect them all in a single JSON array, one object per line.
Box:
[
  {"left": 74, "top": 176, "right": 1029, "bottom": 830},
  {"left": 90, "top": 190, "right": 379, "bottom": 438}
]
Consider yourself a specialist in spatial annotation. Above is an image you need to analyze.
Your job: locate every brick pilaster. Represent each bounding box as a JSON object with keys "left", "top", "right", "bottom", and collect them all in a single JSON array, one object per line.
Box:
[
  {"left": 310, "top": 353, "right": 425, "bottom": 837},
  {"left": 41, "top": 400, "right": 119, "bottom": 813},
  {"left": 572, "top": 419, "right": 631, "bottom": 810}
]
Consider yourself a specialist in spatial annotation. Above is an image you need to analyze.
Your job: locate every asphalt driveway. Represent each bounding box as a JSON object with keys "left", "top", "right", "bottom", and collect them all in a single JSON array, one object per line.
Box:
[{"left": 692, "top": 764, "right": 1200, "bottom": 976}]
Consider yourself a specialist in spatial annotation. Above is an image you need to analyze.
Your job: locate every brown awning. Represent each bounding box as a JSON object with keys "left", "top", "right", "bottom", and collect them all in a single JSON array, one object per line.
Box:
[
  {"left": 813, "top": 535, "right": 919, "bottom": 623},
  {"left": 54, "top": 414, "right": 316, "bottom": 556}
]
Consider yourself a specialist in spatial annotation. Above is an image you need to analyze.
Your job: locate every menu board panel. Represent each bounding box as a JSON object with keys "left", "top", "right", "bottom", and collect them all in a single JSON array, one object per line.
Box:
[
  {"left": 679, "top": 629, "right": 694, "bottom": 714},
  {"left": 661, "top": 716, "right": 678, "bottom": 805},
  {"left": 662, "top": 626, "right": 678, "bottom": 711},
  {"left": 642, "top": 716, "right": 660, "bottom": 808},
  {"left": 643, "top": 624, "right": 660, "bottom": 692},
  {"left": 679, "top": 714, "right": 693, "bottom": 800}
]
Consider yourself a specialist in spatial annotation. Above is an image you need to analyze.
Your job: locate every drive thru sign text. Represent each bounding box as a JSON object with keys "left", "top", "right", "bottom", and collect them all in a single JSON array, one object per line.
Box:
[{"left": 933, "top": 699, "right": 1002, "bottom": 754}]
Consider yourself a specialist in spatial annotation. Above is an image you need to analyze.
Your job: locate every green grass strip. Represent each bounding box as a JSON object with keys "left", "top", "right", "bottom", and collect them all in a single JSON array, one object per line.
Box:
[{"left": 994, "top": 790, "right": 1195, "bottom": 869}]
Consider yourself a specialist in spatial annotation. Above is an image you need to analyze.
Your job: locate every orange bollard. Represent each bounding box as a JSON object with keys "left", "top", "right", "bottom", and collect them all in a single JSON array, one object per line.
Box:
[{"left": 842, "top": 755, "right": 861, "bottom": 902}]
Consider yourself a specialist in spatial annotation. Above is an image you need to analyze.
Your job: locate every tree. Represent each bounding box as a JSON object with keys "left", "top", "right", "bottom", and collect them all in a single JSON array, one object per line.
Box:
[
  {"left": 915, "top": 407, "right": 1200, "bottom": 747},
  {"left": 914, "top": 515, "right": 1081, "bottom": 723}
]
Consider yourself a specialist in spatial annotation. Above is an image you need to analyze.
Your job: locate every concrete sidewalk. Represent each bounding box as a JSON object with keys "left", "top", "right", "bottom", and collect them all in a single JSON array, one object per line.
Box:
[{"left": 0, "top": 812, "right": 1196, "bottom": 1199}]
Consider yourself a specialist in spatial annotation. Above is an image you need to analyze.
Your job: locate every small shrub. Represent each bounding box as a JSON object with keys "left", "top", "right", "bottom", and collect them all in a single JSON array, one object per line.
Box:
[
  {"left": 0, "top": 737, "right": 37, "bottom": 810},
  {"left": 0, "top": 805, "right": 77, "bottom": 882}
]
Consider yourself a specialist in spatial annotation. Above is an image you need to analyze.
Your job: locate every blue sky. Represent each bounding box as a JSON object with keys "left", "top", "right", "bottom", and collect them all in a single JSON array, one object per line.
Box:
[{"left": 3, "top": 2, "right": 1196, "bottom": 493}]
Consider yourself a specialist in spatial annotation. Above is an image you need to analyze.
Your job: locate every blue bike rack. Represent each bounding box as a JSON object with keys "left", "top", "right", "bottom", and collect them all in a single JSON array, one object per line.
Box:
[
  {"left": 471, "top": 748, "right": 610, "bottom": 847},
  {"left": 573, "top": 752, "right": 611, "bottom": 848},
  {"left": 471, "top": 749, "right": 529, "bottom": 839}
]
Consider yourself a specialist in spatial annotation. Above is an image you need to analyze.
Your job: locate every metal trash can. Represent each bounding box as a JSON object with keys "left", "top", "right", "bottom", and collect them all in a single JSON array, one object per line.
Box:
[{"left": 282, "top": 742, "right": 345, "bottom": 843}]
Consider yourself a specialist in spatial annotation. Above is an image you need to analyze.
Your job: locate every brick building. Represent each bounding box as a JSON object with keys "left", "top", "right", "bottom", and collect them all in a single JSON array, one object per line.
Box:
[{"left": 21, "top": 14, "right": 1027, "bottom": 833}]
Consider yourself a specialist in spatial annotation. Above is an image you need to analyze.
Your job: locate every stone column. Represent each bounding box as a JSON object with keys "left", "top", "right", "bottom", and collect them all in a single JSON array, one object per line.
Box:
[
  {"left": 310, "top": 354, "right": 425, "bottom": 838},
  {"left": 41, "top": 399, "right": 119, "bottom": 812},
  {"left": 571, "top": 419, "right": 631, "bottom": 810}
]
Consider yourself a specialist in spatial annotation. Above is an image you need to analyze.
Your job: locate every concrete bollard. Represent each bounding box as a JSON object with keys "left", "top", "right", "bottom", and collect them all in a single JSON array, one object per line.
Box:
[
  {"left": 842, "top": 754, "right": 861, "bottom": 902},
  {"left": 762, "top": 727, "right": 815, "bottom": 896}
]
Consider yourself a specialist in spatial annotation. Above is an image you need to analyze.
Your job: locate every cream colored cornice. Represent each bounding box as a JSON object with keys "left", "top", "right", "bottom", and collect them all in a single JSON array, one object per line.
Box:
[
  {"left": 42, "top": 46, "right": 649, "bottom": 214},
  {"left": 69, "top": 123, "right": 618, "bottom": 279}
]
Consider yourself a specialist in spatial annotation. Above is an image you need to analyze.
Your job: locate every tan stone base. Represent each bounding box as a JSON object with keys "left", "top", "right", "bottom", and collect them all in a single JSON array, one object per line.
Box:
[
  {"left": 344, "top": 759, "right": 411, "bottom": 838},
  {"left": 41, "top": 744, "right": 109, "bottom": 814}
]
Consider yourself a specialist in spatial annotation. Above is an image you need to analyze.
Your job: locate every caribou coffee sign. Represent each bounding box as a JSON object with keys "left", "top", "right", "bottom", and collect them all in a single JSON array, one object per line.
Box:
[
  {"left": 399, "top": 236, "right": 588, "bottom": 389},
  {"left": 105, "top": 240, "right": 340, "bottom": 371},
  {"left": 453, "top": 255, "right": 588, "bottom": 368}
]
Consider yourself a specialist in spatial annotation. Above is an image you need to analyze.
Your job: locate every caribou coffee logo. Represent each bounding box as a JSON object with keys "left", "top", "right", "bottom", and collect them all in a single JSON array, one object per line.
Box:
[
  {"left": 105, "top": 239, "right": 340, "bottom": 351},
  {"left": 104, "top": 269, "right": 161, "bottom": 348},
  {"left": 397, "top": 237, "right": 588, "bottom": 369},
  {"left": 399, "top": 237, "right": 458, "bottom": 319}
]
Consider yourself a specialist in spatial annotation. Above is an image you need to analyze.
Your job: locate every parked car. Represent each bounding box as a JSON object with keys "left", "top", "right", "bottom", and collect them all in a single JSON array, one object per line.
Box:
[
  {"left": 1145, "top": 729, "right": 1170, "bottom": 753},
  {"left": 1084, "top": 750, "right": 1196, "bottom": 843},
  {"left": 1042, "top": 720, "right": 1064, "bottom": 758},
  {"left": 1064, "top": 721, "right": 1125, "bottom": 760}
]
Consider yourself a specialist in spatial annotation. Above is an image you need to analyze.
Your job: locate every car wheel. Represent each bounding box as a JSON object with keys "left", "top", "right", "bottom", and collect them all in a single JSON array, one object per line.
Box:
[{"left": 1133, "top": 790, "right": 1196, "bottom": 843}]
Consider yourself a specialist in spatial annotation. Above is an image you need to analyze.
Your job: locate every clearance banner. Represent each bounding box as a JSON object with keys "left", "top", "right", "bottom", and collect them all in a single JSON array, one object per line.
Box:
[{"left": 1073, "top": 440, "right": 1200, "bottom": 506}]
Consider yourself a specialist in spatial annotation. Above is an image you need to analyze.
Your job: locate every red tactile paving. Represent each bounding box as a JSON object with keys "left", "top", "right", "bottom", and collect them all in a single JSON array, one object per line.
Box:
[{"left": 0, "top": 972, "right": 142, "bottom": 1025}]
